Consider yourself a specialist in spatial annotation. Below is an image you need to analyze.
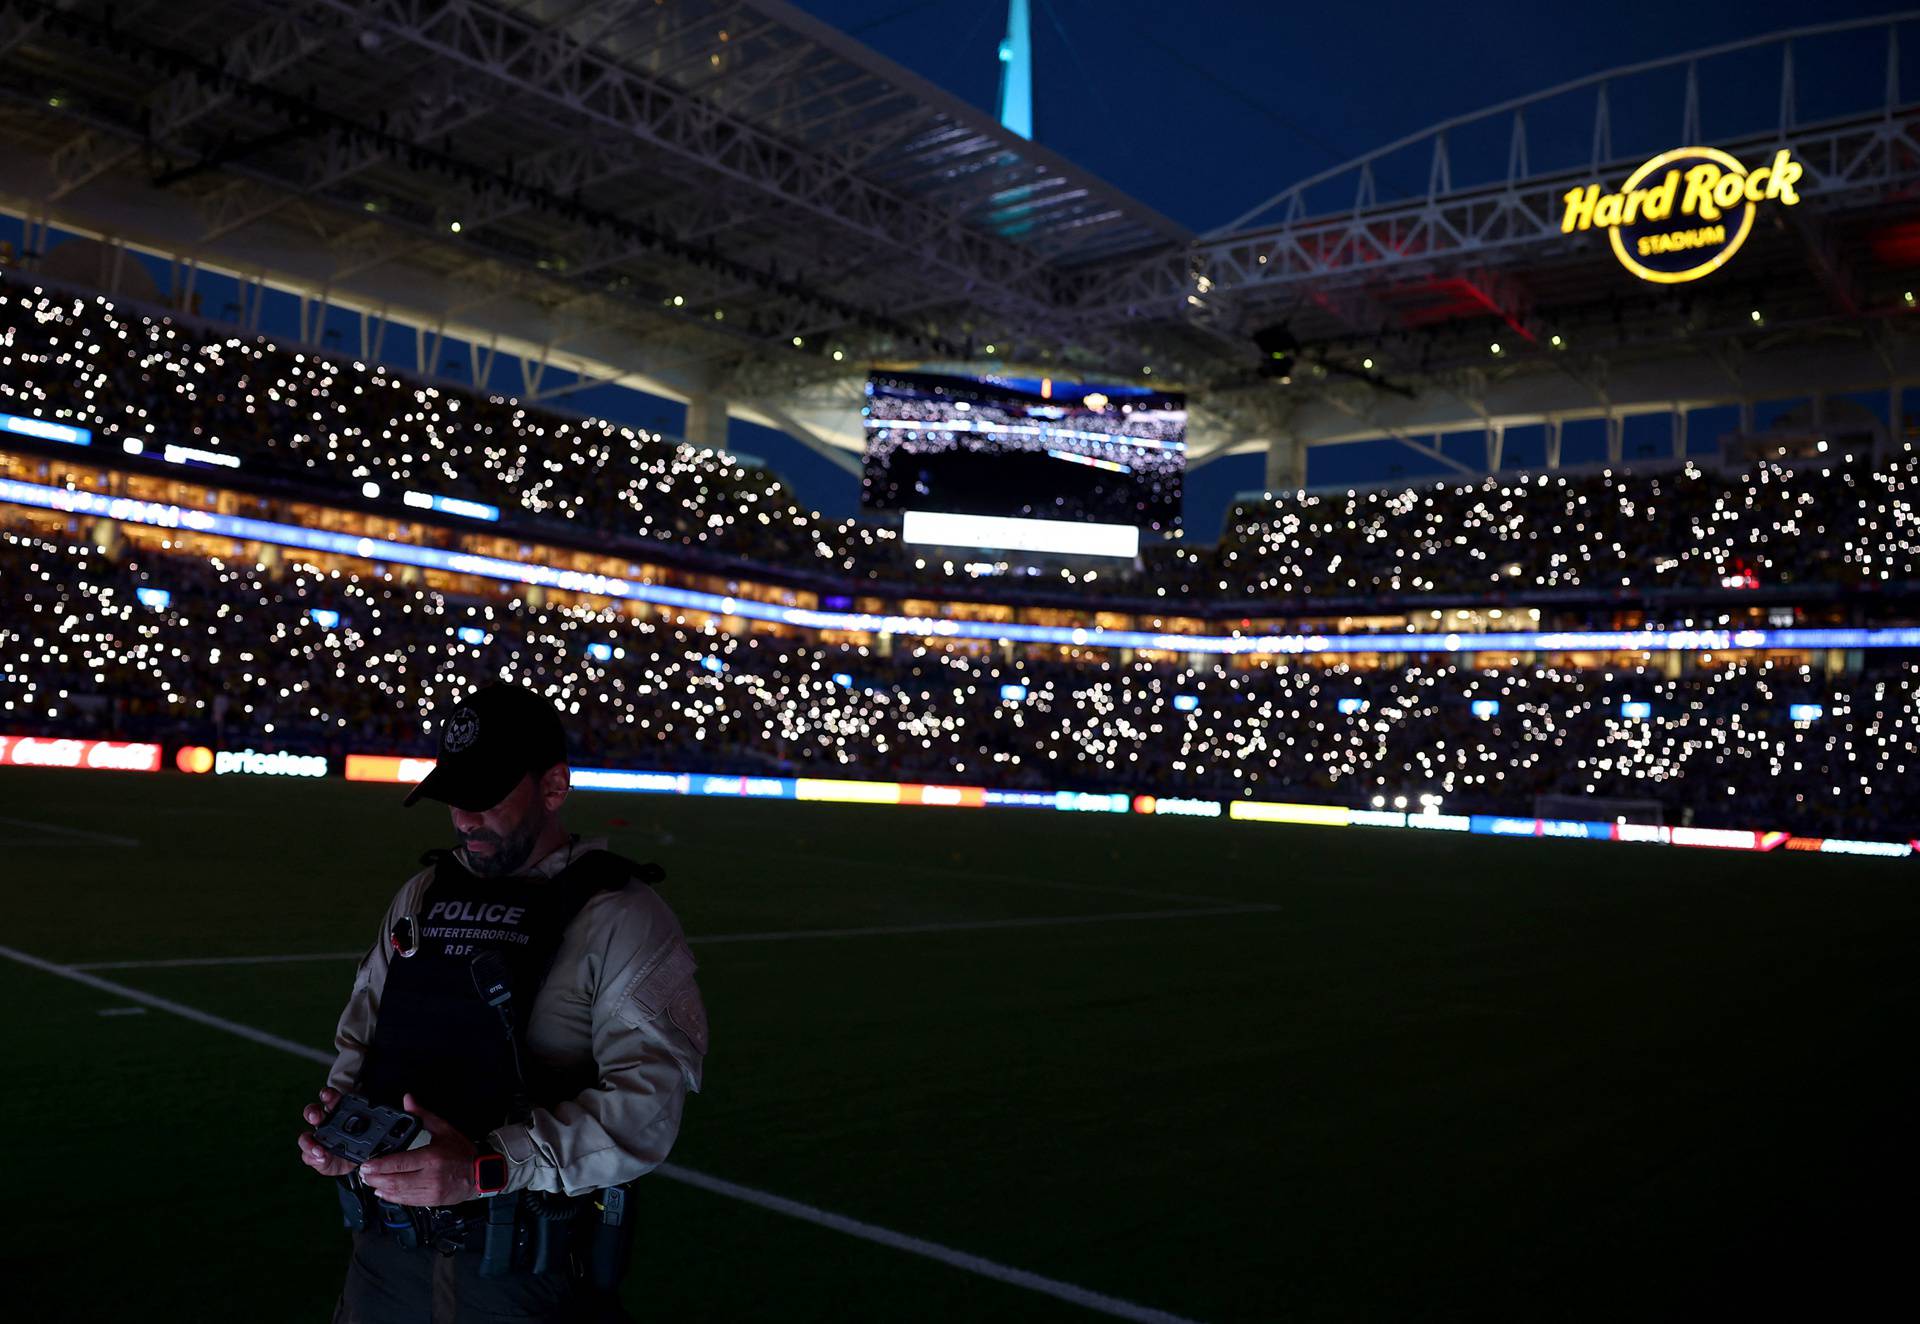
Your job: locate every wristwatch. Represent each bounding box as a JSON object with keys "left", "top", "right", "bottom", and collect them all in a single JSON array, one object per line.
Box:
[{"left": 473, "top": 1148, "right": 509, "bottom": 1196}]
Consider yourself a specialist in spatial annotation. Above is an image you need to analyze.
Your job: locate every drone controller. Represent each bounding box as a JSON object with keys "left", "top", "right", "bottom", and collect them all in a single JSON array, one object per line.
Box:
[{"left": 312, "top": 1093, "right": 427, "bottom": 1165}]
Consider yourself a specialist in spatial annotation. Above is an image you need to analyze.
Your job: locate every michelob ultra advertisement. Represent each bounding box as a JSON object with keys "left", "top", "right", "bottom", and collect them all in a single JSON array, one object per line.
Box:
[{"left": 1562, "top": 146, "right": 1804, "bottom": 283}]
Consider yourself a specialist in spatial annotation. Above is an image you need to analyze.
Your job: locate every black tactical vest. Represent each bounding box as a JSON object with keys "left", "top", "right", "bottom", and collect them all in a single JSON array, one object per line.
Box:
[{"left": 358, "top": 845, "right": 651, "bottom": 1143}]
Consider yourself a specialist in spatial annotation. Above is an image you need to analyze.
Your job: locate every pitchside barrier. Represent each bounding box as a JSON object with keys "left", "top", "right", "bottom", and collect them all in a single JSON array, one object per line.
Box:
[{"left": 2, "top": 733, "right": 1911, "bottom": 861}]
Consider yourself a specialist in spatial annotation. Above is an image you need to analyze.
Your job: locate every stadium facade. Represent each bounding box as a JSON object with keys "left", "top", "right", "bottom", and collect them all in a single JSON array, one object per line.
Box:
[{"left": 1, "top": 6, "right": 1919, "bottom": 857}]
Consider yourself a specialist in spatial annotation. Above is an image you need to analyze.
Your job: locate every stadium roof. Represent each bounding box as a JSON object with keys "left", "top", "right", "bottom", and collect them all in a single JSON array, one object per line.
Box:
[{"left": 0, "top": 0, "right": 1190, "bottom": 425}]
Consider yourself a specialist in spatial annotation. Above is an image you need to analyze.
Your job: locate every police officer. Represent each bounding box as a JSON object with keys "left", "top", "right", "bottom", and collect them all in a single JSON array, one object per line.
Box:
[{"left": 296, "top": 682, "right": 708, "bottom": 1322}]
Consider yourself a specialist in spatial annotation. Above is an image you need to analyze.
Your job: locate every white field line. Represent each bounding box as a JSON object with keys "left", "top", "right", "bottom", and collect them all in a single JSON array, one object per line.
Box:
[
  {"left": 69, "top": 902, "right": 1286, "bottom": 969},
  {"left": 0, "top": 940, "right": 1205, "bottom": 1324},
  {"left": 0, "top": 814, "right": 141, "bottom": 846},
  {"left": 658, "top": 1165, "right": 1204, "bottom": 1324},
  {"left": 0, "top": 941, "right": 341, "bottom": 1063}
]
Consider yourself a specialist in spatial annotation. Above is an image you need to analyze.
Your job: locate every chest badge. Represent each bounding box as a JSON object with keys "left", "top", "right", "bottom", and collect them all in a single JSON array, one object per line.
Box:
[{"left": 388, "top": 914, "right": 420, "bottom": 959}]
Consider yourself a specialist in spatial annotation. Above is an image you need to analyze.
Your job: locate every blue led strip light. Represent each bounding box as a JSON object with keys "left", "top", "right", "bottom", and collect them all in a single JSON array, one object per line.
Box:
[
  {"left": 1, "top": 412, "right": 90, "bottom": 446},
  {"left": 8, "top": 477, "right": 1920, "bottom": 654}
]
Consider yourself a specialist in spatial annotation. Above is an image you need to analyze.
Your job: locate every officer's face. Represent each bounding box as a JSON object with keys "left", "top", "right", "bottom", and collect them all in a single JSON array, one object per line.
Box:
[{"left": 450, "top": 774, "right": 546, "bottom": 877}]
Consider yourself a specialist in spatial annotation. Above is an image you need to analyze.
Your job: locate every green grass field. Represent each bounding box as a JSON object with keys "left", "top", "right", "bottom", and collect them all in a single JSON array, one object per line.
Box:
[{"left": 4, "top": 767, "right": 1917, "bottom": 1322}]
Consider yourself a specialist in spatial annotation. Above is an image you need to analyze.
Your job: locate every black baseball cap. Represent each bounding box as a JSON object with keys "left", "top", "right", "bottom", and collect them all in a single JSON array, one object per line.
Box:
[{"left": 403, "top": 683, "right": 567, "bottom": 812}]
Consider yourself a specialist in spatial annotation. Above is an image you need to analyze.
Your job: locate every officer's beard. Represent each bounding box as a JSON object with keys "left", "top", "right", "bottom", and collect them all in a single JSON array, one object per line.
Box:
[{"left": 457, "top": 810, "right": 547, "bottom": 878}]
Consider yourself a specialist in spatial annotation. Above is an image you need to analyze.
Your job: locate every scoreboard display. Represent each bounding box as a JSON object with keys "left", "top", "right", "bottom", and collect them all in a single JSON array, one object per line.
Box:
[{"left": 861, "top": 370, "right": 1186, "bottom": 557}]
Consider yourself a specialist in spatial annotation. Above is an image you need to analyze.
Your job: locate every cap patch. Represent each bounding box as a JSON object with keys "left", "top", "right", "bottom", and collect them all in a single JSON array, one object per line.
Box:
[{"left": 443, "top": 708, "right": 480, "bottom": 752}]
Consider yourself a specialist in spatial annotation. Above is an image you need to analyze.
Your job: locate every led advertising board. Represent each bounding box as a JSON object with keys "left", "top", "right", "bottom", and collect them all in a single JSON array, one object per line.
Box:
[{"left": 0, "top": 735, "right": 161, "bottom": 772}]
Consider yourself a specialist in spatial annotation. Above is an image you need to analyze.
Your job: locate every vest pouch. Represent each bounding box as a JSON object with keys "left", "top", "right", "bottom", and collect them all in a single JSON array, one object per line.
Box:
[
  {"left": 378, "top": 1199, "right": 424, "bottom": 1250},
  {"left": 478, "top": 1191, "right": 522, "bottom": 1278},
  {"left": 335, "top": 1176, "right": 371, "bottom": 1231}
]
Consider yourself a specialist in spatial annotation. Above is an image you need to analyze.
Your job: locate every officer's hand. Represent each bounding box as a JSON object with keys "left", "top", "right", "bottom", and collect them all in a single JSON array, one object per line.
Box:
[
  {"left": 297, "top": 1087, "right": 355, "bottom": 1179},
  {"left": 358, "top": 1093, "right": 480, "bottom": 1208}
]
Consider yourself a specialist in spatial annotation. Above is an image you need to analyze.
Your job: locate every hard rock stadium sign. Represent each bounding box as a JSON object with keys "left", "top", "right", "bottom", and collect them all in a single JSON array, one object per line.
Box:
[{"left": 1561, "top": 146, "right": 1804, "bottom": 284}]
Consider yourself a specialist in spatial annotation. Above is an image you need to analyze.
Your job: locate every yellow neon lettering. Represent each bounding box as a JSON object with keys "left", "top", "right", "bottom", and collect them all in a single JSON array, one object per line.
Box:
[
  {"left": 1602, "top": 148, "right": 1807, "bottom": 283},
  {"left": 1638, "top": 224, "right": 1727, "bottom": 256},
  {"left": 1765, "top": 148, "right": 1802, "bottom": 204},
  {"left": 1641, "top": 170, "right": 1679, "bottom": 221},
  {"left": 1561, "top": 184, "right": 1600, "bottom": 232},
  {"left": 1681, "top": 164, "right": 1722, "bottom": 221}
]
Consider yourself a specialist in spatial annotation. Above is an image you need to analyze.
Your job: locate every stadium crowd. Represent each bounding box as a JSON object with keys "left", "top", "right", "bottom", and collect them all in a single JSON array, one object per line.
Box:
[
  {"left": 1194, "top": 454, "right": 1920, "bottom": 598},
  {"left": 0, "top": 281, "right": 889, "bottom": 572},
  {"left": 5, "top": 279, "right": 1919, "bottom": 603},
  {"left": 5, "top": 530, "right": 1915, "bottom": 842}
]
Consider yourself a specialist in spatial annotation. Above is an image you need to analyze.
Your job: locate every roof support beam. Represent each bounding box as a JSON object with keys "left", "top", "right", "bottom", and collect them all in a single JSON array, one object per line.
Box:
[
  {"left": 1084, "top": 108, "right": 1920, "bottom": 323},
  {"left": 314, "top": 0, "right": 1066, "bottom": 328},
  {"left": 524, "top": 365, "right": 633, "bottom": 403},
  {"left": 1393, "top": 432, "right": 1476, "bottom": 476},
  {"left": 47, "top": 5, "right": 336, "bottom": 206},
  {"left": 746, "top": 400, "right": 863, "bottom": 475}
]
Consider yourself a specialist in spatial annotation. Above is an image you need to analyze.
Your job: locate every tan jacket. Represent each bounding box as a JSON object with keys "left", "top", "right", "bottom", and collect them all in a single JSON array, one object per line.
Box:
[{"left": 327, "top": 836, "right": 707, "bottom": 1196}]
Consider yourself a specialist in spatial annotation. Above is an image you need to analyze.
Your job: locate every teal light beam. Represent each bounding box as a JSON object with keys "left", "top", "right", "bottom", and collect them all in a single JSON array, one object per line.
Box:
[{"left": 998, "top": 0, "right": 1033, "bottom": 139}]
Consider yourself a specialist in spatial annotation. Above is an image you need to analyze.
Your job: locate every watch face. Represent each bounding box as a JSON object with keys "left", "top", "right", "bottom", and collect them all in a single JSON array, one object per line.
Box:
[{"left": 475, "top": 1154, "right": 508, "bottom": 1194}]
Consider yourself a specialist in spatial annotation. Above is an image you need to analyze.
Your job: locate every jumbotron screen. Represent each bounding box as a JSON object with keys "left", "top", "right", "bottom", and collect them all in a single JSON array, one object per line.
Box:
[{"left": 861, "top": 370, "right": 1186, "bottom": 557}]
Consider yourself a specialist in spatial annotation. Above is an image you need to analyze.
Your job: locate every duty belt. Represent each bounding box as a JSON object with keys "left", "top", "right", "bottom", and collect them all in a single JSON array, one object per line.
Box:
[
  {"left": 337, "top": 1175, "right": 633, "bottom": 1284},
  {"left": 338, "top": 1174, "right": 493, "bottom": 1255}
]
